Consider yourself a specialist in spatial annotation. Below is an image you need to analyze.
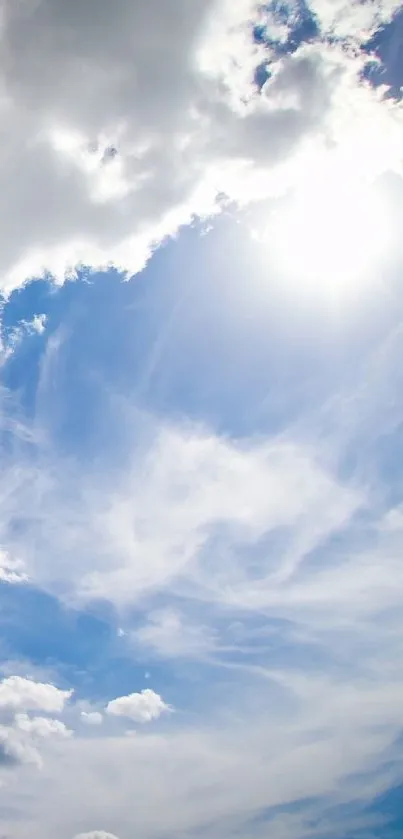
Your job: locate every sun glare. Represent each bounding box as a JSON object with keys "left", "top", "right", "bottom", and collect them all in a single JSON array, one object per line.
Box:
[{"left": 269, "top": 160, "right": 391, "bottom": 304}]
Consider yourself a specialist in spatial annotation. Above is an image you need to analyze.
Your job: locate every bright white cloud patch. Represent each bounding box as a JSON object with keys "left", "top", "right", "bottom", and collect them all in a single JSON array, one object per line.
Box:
[
  {"left": 0, "top": 682, "right": 72, "bottom": 771},
  {"left": 308, "top": 0, "right": 401, "bottom": 39},
  {"left": 0, "top": 550, "right": 27, "bottom": 584},
  {"left": 0, "top": 676, "right": 72, "bottom": 713},
  {"left": 0, "top": 313, "right": 48, "bottom": 365},
  {"left": 31, "top": 314, "right": 47, "bottom": 335},
  {"left": 106, "top": 690, "right": 171, "bottom": 724},
  {"left": 14, "top": 714, "right": 72, "bottom": 739}
]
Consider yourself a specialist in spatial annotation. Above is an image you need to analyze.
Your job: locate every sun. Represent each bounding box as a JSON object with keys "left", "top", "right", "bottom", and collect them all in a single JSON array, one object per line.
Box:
[{"left": 268, "top": 158, "right": 391, "bottom": 305}]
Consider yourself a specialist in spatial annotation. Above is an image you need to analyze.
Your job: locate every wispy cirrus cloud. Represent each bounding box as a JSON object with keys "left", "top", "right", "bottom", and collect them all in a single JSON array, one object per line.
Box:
[
  {"left": 0, "top": 329, "right": 401, "bottom": 837},
  {"left": 0, "top": 417, "right": 361, "bottom": 608},
  {"left": 1, "top": 253, "right": 403, "bottom": 837}
]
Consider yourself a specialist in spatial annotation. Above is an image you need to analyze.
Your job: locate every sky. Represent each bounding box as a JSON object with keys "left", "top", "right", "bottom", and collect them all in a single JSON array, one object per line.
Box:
[{"left": 1, "top": 1, "right": 403, "bottom": 838}]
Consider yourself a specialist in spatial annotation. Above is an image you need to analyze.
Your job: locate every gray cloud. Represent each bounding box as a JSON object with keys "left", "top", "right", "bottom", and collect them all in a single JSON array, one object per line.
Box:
[
  {"left": 0, "top": 725, "right": 41, "bottom": 768},
  {"left": 0, "top": 0, "right": 395, "bottom": 290},
  {"left": 73, "top": 833, "right": 119, "bottom": 839}
]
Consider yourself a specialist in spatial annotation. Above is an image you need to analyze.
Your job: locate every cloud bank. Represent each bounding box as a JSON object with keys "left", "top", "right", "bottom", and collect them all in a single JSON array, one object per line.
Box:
[{"left": 0, "top": 0, "right": 399, "bottom": 291}]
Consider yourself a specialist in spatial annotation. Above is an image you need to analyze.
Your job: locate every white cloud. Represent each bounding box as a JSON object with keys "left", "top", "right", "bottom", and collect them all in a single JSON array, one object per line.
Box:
[
  {"left": 0, "top": 676, "right": 72, "bottom": 713},
  {"left": 308, "top": 0, "right": 401, "bottom": 40},
  {"left": 0, "top": 724, "right": 42, "bottom": 768},
  {"left": 0, "top": 711, "right": 71, "bottom": 771},
  {"left": 0, "top": 1, "right": 398, "bottom": 291},
  {"left": 2, "top": 420, "right": 359, "bottom": 607},
  {"left": 80, "top": 712, "right": 103, "bottom": 727},
  {"left": 31, "top": 314, "right": 47, "bottom": 335},
  {"left": 106, "top": 690, "right": 171, "bottom": 724},
  {"left": 0, "top": 414, "right": 402, "bottom": 834},
  {"left": 0, "top": 550, "right": 27, "bottom": 584},
  {"left": 3, "top": 325, "right": 402, "bottom": 837},
  {"left": 0, "top": 313, "right": 48, "bottom": 365},
  {"left": 0, "top": 678, "right": 73, "bottom": 773},
  {"left": 14, "top": 714, "right": 72, "bottom": 739},
  {"left": 5, "top": 690, "right": 403, "bottom": 839}
]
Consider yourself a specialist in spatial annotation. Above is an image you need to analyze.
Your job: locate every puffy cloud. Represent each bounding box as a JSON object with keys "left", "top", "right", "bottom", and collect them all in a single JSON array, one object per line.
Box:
[
  {"left": 0, "top": 714, "right": 71, "bottom": 770},
  {"left": 0, "top": 676, "right": 72, "bottom": 713},
  {"left": 0, "top": 672, "right": 75, "bottom": 780},
  {"left": 308, "top": 0, "right": 401, "bottom": 40},
  {"left": 106, "top": 690, "right": 171, "bottom": 723},
  {"left": 0, "top": 0, "right": 239, "bottom": 288},
  {"left": 0, "top": 680, "right": 73, "bottom": 772},
  {"left": 0, "top": 550, "right": 27, "bottom": 584},
  {"left": 80, "top": 712, "right": 103, "bottom": 726},
  {"left": 14, "top": 714, "right": 72, "bottom": 739},
  {"left": 0, "top": 0, "right": 398, "bottom": 291},
  {"left": 0, "top": 724, "right": 41, "bottom": 768},
  {"left": 30, "top": 314, "right": 47, "bottom": 335}
]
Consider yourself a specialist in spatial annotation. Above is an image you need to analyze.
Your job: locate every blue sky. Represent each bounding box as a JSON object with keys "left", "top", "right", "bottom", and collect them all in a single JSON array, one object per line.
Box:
[{"left": 1, "top": 2, "right": 403, "bottom": 839}]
